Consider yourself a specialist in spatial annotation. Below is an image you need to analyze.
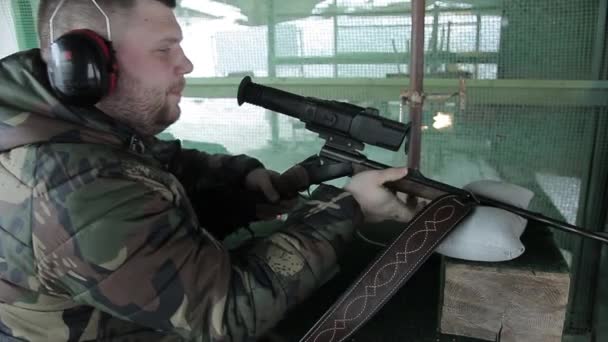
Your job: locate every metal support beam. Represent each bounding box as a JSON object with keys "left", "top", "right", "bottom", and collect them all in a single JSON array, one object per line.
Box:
[
  {"left": 266, "top": 0, "right": 279, "bottom": 145},
  {"left": 407, "top": 0, "right": 425, "bottom": 170},
  {"left": 274, "top": 51, "right": 497, "bottom": 65},
  {"left": 565, "top": 0, "right": 608, "bottom": 337},
  {"left": 597, "top": 230, "right": 608, "bottom": 342},
  {"left": 429, "top": 6, "right": 440, "bottom": 73},
  {"left": 567, "top": 109, "right": 608, "bottom": 339},
  {"left": 475, "top": 13, "right": 481, "bottom": 78},
  {"left": 591, "top": 2, "right": 608, "bottom": 341},
  {"left": 332, "top": 0, "right": 338, "bottom": 77},
  {"left": 592, "top": 0, "right": 608, "bottom": 79},
  {"left": 184, "top": 77, "right": 608, "bottom": 107},
  {"left": 267, "top": 0, "right": 276, "bottom": 78},
  {"left": 272, "top": 5, "right": 501, "bottom": 19}
]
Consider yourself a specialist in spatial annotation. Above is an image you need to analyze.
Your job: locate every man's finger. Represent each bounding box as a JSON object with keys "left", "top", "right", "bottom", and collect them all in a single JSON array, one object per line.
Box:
[{"left": 258, "top": 172, "right": 280, "bottom": 203}]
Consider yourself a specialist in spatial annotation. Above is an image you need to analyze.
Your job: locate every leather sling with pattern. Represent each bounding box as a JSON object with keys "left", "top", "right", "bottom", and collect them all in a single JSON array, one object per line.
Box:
[{"left": 299, "top": 193, "right": 475, "bottom": 342}]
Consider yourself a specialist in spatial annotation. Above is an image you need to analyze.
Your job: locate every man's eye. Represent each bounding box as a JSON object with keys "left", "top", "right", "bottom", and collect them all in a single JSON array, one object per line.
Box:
[{"left": 157, "top": 48, "right": 171, "bottom": 53}]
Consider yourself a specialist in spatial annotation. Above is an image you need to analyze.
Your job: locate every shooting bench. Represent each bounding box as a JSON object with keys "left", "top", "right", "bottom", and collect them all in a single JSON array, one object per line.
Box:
[{"left": 438, "top": 222, "right": 571, "bottom": 342}]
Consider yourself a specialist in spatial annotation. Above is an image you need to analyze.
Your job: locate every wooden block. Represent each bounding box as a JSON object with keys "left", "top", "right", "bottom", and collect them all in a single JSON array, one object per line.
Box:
[{"left": 438, "top": 224, "right": 571, "bottom": 342}]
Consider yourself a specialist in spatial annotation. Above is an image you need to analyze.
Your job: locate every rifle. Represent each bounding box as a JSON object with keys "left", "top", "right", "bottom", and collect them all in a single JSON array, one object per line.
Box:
[{"left": 237, "top": 76, "right": 608, "bottom": 246}]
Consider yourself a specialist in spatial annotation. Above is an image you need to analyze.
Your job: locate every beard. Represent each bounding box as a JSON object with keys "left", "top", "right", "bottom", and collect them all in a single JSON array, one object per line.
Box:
[{"left": 96, "top": 73, "right": 182, "bottom": 136}]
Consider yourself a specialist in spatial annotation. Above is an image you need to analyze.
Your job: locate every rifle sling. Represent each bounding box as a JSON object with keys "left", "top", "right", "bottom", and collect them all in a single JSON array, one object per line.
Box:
[{"left": 299, "top": 194, "right": 475, "bottom": 342}]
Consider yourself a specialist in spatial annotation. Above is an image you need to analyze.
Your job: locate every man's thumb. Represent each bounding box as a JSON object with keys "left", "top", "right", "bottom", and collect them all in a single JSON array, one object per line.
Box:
[
  {"left": 261, "top": 176, "right": 280, "bottom": 203},
  {"left": 378, "top": 167, "right": 408, "bottom": 184}
]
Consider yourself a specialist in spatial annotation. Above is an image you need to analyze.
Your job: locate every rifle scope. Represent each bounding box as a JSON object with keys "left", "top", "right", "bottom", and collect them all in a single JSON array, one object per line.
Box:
[{"left": 237, "top": 76, "right": 408, "bottom": 151}]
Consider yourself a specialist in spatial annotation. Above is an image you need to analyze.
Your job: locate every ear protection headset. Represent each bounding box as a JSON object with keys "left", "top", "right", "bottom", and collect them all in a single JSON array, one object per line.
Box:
[{"left": 47, "top": 0, "right": 118, "bottom": 106}]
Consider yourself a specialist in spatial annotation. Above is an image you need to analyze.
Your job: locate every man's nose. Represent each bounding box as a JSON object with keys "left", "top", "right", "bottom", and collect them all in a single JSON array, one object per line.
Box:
[{"left": 178, "top": 54, "right": 194, "bottom": 75}]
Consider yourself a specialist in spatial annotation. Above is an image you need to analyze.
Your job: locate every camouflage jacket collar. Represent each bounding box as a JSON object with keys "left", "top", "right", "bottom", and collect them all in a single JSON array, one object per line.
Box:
[{"left": 0, "top": 49, "right": 151, "bottom": 154}]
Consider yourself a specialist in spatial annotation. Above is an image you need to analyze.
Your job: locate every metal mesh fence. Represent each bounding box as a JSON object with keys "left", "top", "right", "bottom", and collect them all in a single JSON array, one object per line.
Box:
[
  {"left": 171, "top": 0, "right": 606, "bottom": 235},
  {"left": 2, "top": 0, "right": 607, "bottom": 334},
  {"left": 0, "top": 1, "right": 19, "bottom": 58},
  {"left": 171, "top": 0, "right": 606, "bottom": 232},
  {"left": 171, "top": 2, "right": 607, "bottom": 332}
]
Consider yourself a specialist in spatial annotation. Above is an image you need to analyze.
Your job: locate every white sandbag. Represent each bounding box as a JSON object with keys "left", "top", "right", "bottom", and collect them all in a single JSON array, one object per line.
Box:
[{"left": 435, "top": 180, "right": 534, "bottom": 262}]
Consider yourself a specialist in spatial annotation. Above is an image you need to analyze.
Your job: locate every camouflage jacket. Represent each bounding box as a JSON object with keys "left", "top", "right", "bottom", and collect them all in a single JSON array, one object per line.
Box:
[{"left": 0, "top": 49, "right": 363, "bottom": 341}]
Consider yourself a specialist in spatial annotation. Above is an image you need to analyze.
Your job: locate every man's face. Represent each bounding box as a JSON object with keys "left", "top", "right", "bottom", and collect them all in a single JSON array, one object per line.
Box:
[{"left": 97, "top": 0, "right": 193, "bottom": 136}]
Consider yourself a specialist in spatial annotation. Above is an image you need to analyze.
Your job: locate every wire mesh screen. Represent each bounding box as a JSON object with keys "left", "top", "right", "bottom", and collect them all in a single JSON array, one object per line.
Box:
[
  {"left": 499, "top": 0, "right": 598, "bottom": 80},
  {"left": 2, "top": 0, "right": 607, "bottom": 334},
  {"left": 0, "top": 2, "right": 19, "bottom": 59},
  {"left": 169, "top": 0, "right": 606, "bottom": 234},
  {"left": 169, "top": 5, "right": 607, "bottom": 333}
]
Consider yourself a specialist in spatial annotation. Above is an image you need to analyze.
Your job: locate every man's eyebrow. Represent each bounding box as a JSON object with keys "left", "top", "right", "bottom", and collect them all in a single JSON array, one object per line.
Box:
[{"left": 158, "top": 36, "right": 182, "bottom": 44}]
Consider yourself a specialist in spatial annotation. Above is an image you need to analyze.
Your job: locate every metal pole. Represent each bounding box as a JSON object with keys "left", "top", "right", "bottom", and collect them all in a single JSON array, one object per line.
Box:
[
  {"left": 267, "top": 0, "right": 276, "bottom": 77},
  {"left": 590, "top": 2, "right": 608, "bottom": 339},
  {"left": 592, "top": 0, "right": 607, "bottom": 78},
  {"left": 430, "top": 5, "right": 439, "bottom": 73},
  {"left": 407, "top": 0, "right": 426, "bottom": 170},
  {"left": 333, "top": 0, "right": 338, "bottom": 78},
  {"left": 266, "top": 0, "right": 279, "bottom": 144},
  {"left": 475, "top": 13, "right": 481, "bottom": 78}
]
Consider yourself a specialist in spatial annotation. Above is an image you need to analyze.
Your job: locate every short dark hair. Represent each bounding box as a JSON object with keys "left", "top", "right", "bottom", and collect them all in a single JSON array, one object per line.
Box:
[{"left": 38, "top": 0, "right": 177, "bottom": 55}]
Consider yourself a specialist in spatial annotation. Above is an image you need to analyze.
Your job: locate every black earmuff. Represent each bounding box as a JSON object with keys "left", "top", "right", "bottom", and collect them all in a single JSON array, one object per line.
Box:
[
  {"left": 47, "top": 29, "right": 118, "bottom": 106},
  {"left": 47, "top": 0, "right": 118, "bottom": 106}
]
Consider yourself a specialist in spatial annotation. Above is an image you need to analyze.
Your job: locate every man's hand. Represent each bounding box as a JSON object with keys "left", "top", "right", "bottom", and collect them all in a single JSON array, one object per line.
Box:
[
  {"left": 345, "top": 167, "right": 426, "bottom": 223},
  {"left": 245, "top": 168, "right": 281, "bottom": 203},
  {"left": 245, "top": 168, "right": 298, "bottom": 220}
]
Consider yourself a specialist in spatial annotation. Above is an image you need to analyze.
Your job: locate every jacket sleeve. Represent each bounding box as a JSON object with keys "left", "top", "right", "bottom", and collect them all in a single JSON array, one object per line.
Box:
[
  {"left": 32, "top": 173, "right": 362, "bottom": 341},
  {"left": 168, "top": 147, "right": 266, "bottom": 236}
]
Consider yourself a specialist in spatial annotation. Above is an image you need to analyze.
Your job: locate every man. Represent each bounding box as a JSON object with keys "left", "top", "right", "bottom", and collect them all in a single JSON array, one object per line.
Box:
[{"left": 0, "top": 0, "right": 415, "bottom": 341}]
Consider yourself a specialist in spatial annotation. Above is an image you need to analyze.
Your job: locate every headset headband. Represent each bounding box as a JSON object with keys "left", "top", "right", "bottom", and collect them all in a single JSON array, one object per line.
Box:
[{"left": 49, "top": 0, "right": 112, "bottom": 42}]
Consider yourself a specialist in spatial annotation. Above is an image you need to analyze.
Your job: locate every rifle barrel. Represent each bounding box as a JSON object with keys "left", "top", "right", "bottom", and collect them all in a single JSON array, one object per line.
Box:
[
  {"left": 477, "top": 195, "right": 608, "bottom": 245},
  {"left": 341, "top": 151, "right": 608, "bottom": 245}
]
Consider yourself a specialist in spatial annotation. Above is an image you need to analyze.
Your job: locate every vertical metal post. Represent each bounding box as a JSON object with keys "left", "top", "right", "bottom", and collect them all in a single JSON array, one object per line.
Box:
[
  {"left": 475, "top": 13, "right": 481, "bottom": 78},
  {"left": 429, "top": 4, "right": 440, "bottom": 74},
  {"left": 555, "top": 0, "right": 608, "bottom": 335},
  {"left": 597, "top": 219, "right": 608, "bottom": 341},
  {"left": 266, "top": 0, "right": 279, "bottom": 144},
  {"left": 592, "top": 0, "right": 607, "bottom": 78},
  {"left": 267, "top": 0, "right": 276, "bottom": 78},
  {"left": 591, "top": 1, "right": 608, "bottom": 340},
  {"left": 407, "top": 0, "right": 426, "bottom": 170},
  {"left": 447, "top": 21, "right": 452, "bottom": 52},
  {"left": 333, "top": 0, "right": 338, "bottom": 78}
]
